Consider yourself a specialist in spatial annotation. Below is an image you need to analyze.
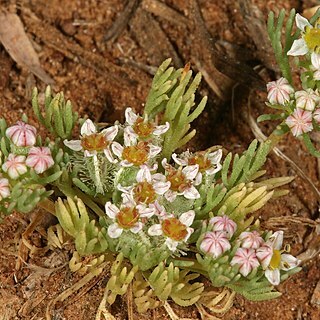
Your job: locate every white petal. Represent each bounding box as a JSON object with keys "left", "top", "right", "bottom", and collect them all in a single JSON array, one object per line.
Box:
[
  {"left": 124, "top": 126, "right": 137, "bottom": 146},
  {"left": 148, "top": 144, "right": 161, "bottom": 158},
  {"left": 104, "top": 148, "right": 117, "bottom": 163},
  {"left": 137, "top": 204, "right": 155, "bottom": 218},
  {"left": 102, "top": 125, "right": 118, "bottom": 142},
  {"left": 265, "top": 269, "right": 280, "bottom": 286},
  {"left": 130, "top": 222, "right": 144, "bottom": 234},
  {"left": 153, "top": 181, "right": 171, "bottom": 195},
  {"left": 125, "top": 108, "right": 138, "bottom": 125},
  {"left": 281, "top": 254, "right": 300, "bottom": 271},
  {"left": 81, "top": 119, "right": 96, "bottom": 136},
  {"left": 137, "top": 165, "right": 152, "bottom": 183},
  {"left": 182, "top": 164, "right": 199, "bottom": 180},
  {"left": 270, "top": 231, "right": 283, "bottom": 250},
  {"left": 287, "top": 39, "right": 309, "bottom": 56},
  {"left": 84, "top": 150, "right": 95, "bottom": 157},
  {"left": 108, "top": 223, "right": 123, "bottom": 238},
  {"left": 295, "top": 13, "right": 311, "bottom": 31},
  {"left": 105, "top": 202, "right": 119, "bottom": 219},
  {"left": 194, "top": 172, "right": 202, "bottom": 186},
  {"left": 165, "top": 238, "right": 178, "bottom": 252},
  {"left": 64, "top": 139, "right": 83, "bottom": 151},
  {"left": 165, "top": 190, "right": 177, "bottom": 202},
  {"left": 311, "top": 52, "right": 320, "bottom": 69},
  {"left": 153, "top": 122, "right": 170, "bottom": 135},
  {"left": 117, "top": 184, "right": 133, "bottom": 193},
  {"left": 111, "top": 142, "right": 123, "bottom": 158},
  {"left": 148, "top": 224, "right": 163, "bottom": 236},
  {"left": 183, "top": 185, "right": 200, "bottom": 199},
  {"left": 179, "top": 210, "right": 195, "bottom": 227},
  {"left": 172, "top": 153, "right": 187, "bottom": 166},
  {"left": 120, "top": 160, "right": 133, "bottom": 167}
]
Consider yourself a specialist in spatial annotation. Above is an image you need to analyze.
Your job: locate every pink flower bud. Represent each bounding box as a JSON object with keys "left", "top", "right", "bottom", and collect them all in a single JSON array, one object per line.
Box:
[
  {"left": 239, "top": 231, "right": 264, "bottom": 249},
  {"left": 230, "top": 248, "right": 260, "bottom": 277},
  {"left": 266, "top": 78, "right": 294, "bottom": 105},
  {"left": 26, "top": 147, "right": 54, "bottom": 174},
  {"left": 295, "top": 89, "right": 320, "bottom": 111},
  {"left": 2, "top": 154, "right": 27, "bottom": 179},
  {"left": 0, "top": 178, "right": 10, "bottom": 200},
  {"left": 200, "top": 231, "right": 231, "bottom": 258},
  {"left": 285, "top": 108, "right": 313, "bottom": 137},
  {"left": 209, "top": 215, "right": 237, "bottom": 238},
  {"left": 6, "top": 121, "right": 37, "bottom": 147}
]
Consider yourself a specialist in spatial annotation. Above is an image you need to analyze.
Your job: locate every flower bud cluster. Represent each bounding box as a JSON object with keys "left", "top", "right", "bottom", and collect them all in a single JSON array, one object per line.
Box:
[{"left": 199, "top": 216, "right": 300, "bottom": 285}]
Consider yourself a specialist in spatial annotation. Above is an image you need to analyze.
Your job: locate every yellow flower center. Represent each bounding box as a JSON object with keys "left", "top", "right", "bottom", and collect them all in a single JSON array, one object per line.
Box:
[
  {"left": 116, "top": 207, "right": 139, "bottom": 229},
  {"left": 133, "top": 181, "right": 156, "bottom": 204},
  {"left": 81, "top": 133, "right": 109, "bottom": 152},
  {"left": 133, "top": 118, "right": 155, "bottom": 138},
  {"left": 269, "top": 249, "right": 281, "bottom": 270},
  {"left": 304, "top": 26, "right": 320, "bottom": 52},
  {"left": 162, "top": 217, "right": 188, "bottom": 241},
  {"left": 167, "top": 169, "right": 190, "bottom": 192},
  {"left": 122, "top": 141, "right": 149, "bottom": 166},
  {"left": 188, "top": 153, "right": 211, "bottom": 172}
]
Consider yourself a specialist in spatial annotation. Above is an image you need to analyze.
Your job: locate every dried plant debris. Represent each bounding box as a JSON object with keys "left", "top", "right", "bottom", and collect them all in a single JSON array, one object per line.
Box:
[{"left": 0, "top": 10, "right": 54, "bottom": 84}]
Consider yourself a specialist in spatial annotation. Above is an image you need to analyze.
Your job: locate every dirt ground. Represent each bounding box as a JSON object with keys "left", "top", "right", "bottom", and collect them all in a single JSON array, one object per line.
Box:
[{"left": 0, "top": 0, "right": 320, "bottom": 319}]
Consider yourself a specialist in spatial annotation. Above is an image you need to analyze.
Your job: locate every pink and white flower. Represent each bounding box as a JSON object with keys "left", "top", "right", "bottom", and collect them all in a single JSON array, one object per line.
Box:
[
  {"left": 162, "top": 158, "right": 200, "bottom": 202},
  {"left": 285, "top": 108, "right": 313, "bottom": 136},
  {"left": 239, "top": 231, "right": 264, "bottom": 249},
  {"left": 209, "top": 215, "right": 237, "bottom": 238},
  {"left": 266, "top": 78, "right": 294, "bottom": 105},
  {"left": 2, "top": 154, "right": 27, "bottom": 179},
  {"left": 0, "top": 178, "right": 10, "bottom": 200},
  {"left": 313, "top": 108, "right": 320, "bottom": 123},
  {"left": 26, "top": 147, "right": 54, "bottom": 174},
  {"left": 200, "top": 231, "right": 231, "bottom": 258},
  {"left": 124, "top": 108, "right": 169, "bottom": 144},
  {"left": 311, "top": 52, "right": 320, "bottom": 80},
  {"left": 112, "top": 139, "right": 161, "bottom": 167},
  {"left": 118, "top": 165, "right": 170, "bottom": 204},
  {"left": 295, "top": 89, "right": 320, "bottom": 111},
  {"left": 105, "top": 201, "right": 155, "bottom": 238},
  {"left": 148, "top": 210, "right": 195, "bottom": 252},
  {"left": 256, "top": 231, "right": 300, "bottom": 286},
  {"left": 231, "top": 248, "right": 260, "bottom": 277},
  {"left": 287, "top": 14, "right": 312, "bottom": 56},
  {"left": 64, "top": 119, "right": 118, "bottom": 161},
  {"left": 172, "top": 149, "right": 222, "bottom": 181},
  {"left": 6, "top": 121, "right": 37, "bottom": 147}
]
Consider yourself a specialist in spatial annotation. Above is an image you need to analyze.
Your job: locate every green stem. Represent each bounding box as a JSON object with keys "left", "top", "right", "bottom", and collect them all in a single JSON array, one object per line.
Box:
[{"left": 303, "top": 133, "right": 320, "bottom": 157}]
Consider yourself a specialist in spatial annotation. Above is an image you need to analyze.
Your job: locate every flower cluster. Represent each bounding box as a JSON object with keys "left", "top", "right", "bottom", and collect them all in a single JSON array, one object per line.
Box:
[
  {"left": 0, "top": 121, "right": 55, "bottom": 202},
  {"left": 200, "top": 216, "right": 300, "bottom": 285}
]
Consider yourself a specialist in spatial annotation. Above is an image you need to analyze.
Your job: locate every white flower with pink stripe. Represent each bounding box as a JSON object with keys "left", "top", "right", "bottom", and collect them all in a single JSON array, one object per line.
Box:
[
  {"left": 6, "top": 121, "right": 37, "bottom": 147},
  {"left": 239, "top": 231, "right": 264, "bottom": 249},
  {"left": 26, "top": 147, "right": 54, "bottom": 174},
  {"left": 266, "top": 78, "right": 294, "bottom": 105},
  {"left": 2, "top": 154, "right": 27, "bottom": 179},
  {"left": 285, "top": 108, "right": 313, "bottom": 137},
  {"left": 0, "top": 178, "right": 10, "bottom": 200},
  {"left": 231, "top": 248, "right": 260, "bottom": 277},
  {"left": 209, "top": 215, "right": 237, "bottom": 238},
  {"left": 200, "top": 231, "right": 231, "bottom": 258}
]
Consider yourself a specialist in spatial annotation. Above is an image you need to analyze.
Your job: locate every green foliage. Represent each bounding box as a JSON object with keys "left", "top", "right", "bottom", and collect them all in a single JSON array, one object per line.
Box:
[
  {"left": 144, "top": 59, "right": 207, "bottom": 161},
  {"left": 32, "top": 86, "right": 78, "bottom": 140},
  {"left": 55, "top": 197, "right": 109, "bottom": 255}
]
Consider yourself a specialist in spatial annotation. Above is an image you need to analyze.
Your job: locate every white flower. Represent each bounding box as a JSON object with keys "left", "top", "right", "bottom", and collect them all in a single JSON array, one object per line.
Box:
[
  {"left": 209, "top": 215, "right": 237, "bottom": 238},
  {"left": 285, "top": 108, "right": 313, "bottom": 137},
  {"left": 112, "top": 140, "right": 161, "bottom": 167},
  {"left": 64, "top": 119, "right": 118, "bottom": 162},
  {"left": 118, "top": 165, "right": 170, "bottom": 204},
  {"left": 230, "top": 248, "right": 260, "bottom": 277},
  {"left": 287, "top": 14, "right": 312, "bottom": 56},
  {"left": 124, "top": 108, "right": 169, "bottom": 144},
  {"left": 105, "top": 201, "right": 155, "bottom": 238},
  {"left": 2, "top": 154, "right": 27, "bottom": 179},
  {"left": 311, "top": 52, "right": 320, "bottom": 80},
  {"left": 6, "top": 121, "right": 37, "bottom": 147},
  {"left": 256, "top": 231, "right": 300, "bottom": 285},
  {"left": 148, "top": 210, "right": 195, "bottom": 252},
  {"left": 295, "top": 89, "right": 320, "bottom": 111},
  {"left": 200, "top": 231, "right": 231, "bottom": 258},
  {"left": 239, "top": 231, "right": 264, "bottom": 249},
  {"left": 26, "top": 147, "right": 54, "bottom": 174},
  {"left": 162, "top": 158, "right": 200, "bottom": 202},
  {"left": 172, "top": 149, "right": 222, "bottom": 182},
  {"left": 0, "top": 178, "right": 10, "bottom": 200},
  {"left": 266, "top": 78, "right": 294, "bottom": 105}
]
